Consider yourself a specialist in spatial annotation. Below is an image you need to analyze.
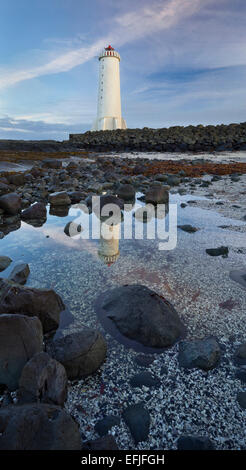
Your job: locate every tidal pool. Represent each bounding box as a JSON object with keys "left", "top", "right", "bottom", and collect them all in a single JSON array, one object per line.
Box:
[
  {"left": 1, "top": 192, "right": 246, "bottom": 449},
  {"left": 1, "top": 192, "right": 245, "bottom": 345}
]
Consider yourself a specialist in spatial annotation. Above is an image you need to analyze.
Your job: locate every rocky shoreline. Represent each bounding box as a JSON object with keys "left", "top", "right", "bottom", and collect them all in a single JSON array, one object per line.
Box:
[
  {"left": 0, "top": 149, "right": 246, "bottom": 450},
  {"left": 1, "top": 121, "right": 246, "bottom": 155},
  {"left": 69, "top": 122, "right": 246, "bottom": 153}
]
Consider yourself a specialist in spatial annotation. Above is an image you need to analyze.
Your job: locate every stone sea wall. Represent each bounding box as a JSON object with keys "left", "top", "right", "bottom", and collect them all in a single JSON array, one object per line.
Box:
[{"left": 69, "top": 122, "right": 246, "bottom": 153}]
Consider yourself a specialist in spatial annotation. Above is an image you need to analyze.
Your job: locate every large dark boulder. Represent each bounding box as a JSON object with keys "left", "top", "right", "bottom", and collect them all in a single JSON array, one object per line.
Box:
[
  {"left": 92, "top": 194, "right": 124, "bottom": 220},
  {"left": 0, "top": 256, "right": 12, "bottom": 272},
  {"left": 0, "top": 193, "right": 21, "bottom": 215},
  {"left": 46, "top": 327, "right": 107, "bottom": 380},
  {"left": 49, "top": 191, "right": 71, "bottom": 206},
  {"left": 99, "top": 285, "right": 185, "bottom": 348},
  {"left": 67, "top": 191, "right": 84, "bottom": 204},
  {"left": 0, "top": 404, "right": 81, "bottom": 450},
  {"left": 18, "top": 352, "right": 67, "bottom": 406},
  {"left": 9, "top": 263, "right": 30, "bottom": 285},
  {"left": 178, "top": 336, "right": 221, "bottom": 370},
  {"left": 0, "top": 314, "right": 43, "bottom": 391},
  {"left": 0, "top": 279, "right": 64, "bottom": 333},
  {"left": 145, "top": 184, "right": 169, "bottom": 204},
  {"left": 117, "top": 184, "right": 135, "bottom": 201},
  {"left": 21, "top": 202, "right": 47, "bottom": 221}
]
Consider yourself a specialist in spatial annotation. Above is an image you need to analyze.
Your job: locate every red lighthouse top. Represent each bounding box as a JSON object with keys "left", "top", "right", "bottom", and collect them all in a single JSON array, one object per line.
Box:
[{"left": 105, "top": 45, "right": 114, "bottom": 51}]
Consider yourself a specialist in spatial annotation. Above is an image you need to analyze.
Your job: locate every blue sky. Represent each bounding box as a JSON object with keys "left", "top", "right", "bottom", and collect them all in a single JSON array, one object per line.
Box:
[{"left": 0, "top": 0, "right": 246, "bottom": 140}]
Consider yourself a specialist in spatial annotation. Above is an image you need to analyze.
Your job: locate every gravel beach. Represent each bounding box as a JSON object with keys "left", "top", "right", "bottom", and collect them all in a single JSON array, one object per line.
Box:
[{"left": 0, "top": 147, "right": 246, "bottom": 450}]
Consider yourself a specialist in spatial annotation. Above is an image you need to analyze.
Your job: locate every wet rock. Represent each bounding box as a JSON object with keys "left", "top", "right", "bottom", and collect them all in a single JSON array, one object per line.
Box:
[
  {"left": 0, "top": 255, "right": 12, "bottom": 272},
  {"left": 177, "top": 435, "right": 215, "bottom": 450},
  {"left": 234, "top": 342, "right": 246, "bottom": 366},
  {"left": 64, "top": 221, "right": 82, "bottom": 237},
  {"left": 122, "top": 403, "right": 150, "bottom": 444},
  {"left": 42, "top": 159, "right": 62, "bottom": 169},
  {"left": 92, "top": 194, "right": 124, "bottom": 220},
  {"left": 166, "top": 175, "right": 181, "bottom": 186},
  {"left": 134, "top": 354, "right": 155, "bottom": 367},
  {"left": 46, "top": 327, "right": 107, "bottom": 380},
  {"left": 178, "top": 225, "right": 198, "bottom": 233},
  {"left": 49, "top": 205, "right": 69, "bottom": 217},
  {"left": 9, "top": 263, "right": 30, "bottom": 285},
  {"left": 130, "top": 372, "right": 160, "bottom": 388},
  {"left": 117, "top": 184, "right": 135, "bottom": 201},
  {"left": 0, "top": 403, "right": 81, "bottom": 450},
  {"left": 0, "top": 314, "right": 43, "bottom": 391},
  {"left": 82, "top": 435, "right": 118, "bottom": 450},
  {"left": 3, "top": 214, "right": 20, "bottom": 225},
  {"left": 0, "top": 278, "right": 64, "bottom": 333},
  {"left": 237, "top": 391, "right": 246, "bottom": 409},
  {"left": 0, "top": 232, "right": 4, "bottom": 239},
  {"left": 49, "top": 191, "right": 71, "bottom": 206},
  {"left": 67, "top": 191, "right": 84, "bottom": 204},
  {"left": 18, "top": 352, "right": 67, "bottom": 406},
  {"left": 100, "top": 285, "right": 185, "bottom": 348},
  {"left": 206, "top": 246, "right": 229, "bottom": 257},
  {"left": 235, "top": 368, "right": 246, "bottom": 383},
  {"left": 94, "top": 416, "right": 120, "bottom": 437},
  {"left": 178, "top": 336, "right": 221, "bottom": 371},
  {"left": 21, "top": 202, "right": 47, "bottom": 221},
  {"left": 145, "top": 184, "right": 169, "bottom": 204},
  {"left": 0, "top": 193, "right": 21, "bottom": 215}
]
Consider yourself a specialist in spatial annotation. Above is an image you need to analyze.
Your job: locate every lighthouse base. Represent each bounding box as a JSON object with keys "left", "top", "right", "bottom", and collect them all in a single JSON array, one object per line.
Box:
[{"left": 91, "top": 116, "right": 127, "bottom": 132}]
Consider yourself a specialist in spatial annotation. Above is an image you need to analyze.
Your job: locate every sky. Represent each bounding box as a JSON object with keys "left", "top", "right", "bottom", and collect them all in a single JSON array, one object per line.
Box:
[{"left": 0, "top": 0, "right": 245, "bottom": 140}]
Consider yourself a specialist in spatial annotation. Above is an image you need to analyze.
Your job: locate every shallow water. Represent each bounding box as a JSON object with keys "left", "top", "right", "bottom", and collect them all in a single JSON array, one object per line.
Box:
[
  {"left": 1, "top": 192, "right": 246, "bottom": 344},
  {"left": 2, "top": 191, "right": 246, "bottom": 449},
  {"left": 105, "top": 150, "right": 246, "bottom": 163}
]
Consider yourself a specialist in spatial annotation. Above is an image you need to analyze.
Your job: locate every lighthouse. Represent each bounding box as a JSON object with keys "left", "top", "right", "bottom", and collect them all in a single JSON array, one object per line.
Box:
[{"left": 92, "top": 45, "right": 127, "bottom": 131}]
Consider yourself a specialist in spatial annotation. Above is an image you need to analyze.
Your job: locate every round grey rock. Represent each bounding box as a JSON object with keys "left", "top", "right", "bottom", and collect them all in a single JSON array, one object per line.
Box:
[
  {"left": 0, "top": 403, "right": 81, "bottom": 450},
  {"left": 46, "top": 327, "right": 107, "bottom": 380},
  {"left": 0, "top": 193, "right": 21, "bottom": 215},
  {"left": 0, "top": 278, "right": 64, "bottom": 333},
  {"left": 0, "top": 314, "right": 43, "bottom": 391},
  {"left": 100, "top": 284, "right": 185, "bottom": 348},
  {"left": 18, "top": 352, "right": 67, "bottom": 406},
  {"left": 178, "top": 336, "right": 221, "bottom": 371}
]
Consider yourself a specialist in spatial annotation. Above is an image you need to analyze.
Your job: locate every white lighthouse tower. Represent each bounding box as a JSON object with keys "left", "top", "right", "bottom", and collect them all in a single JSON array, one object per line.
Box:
[{"left": 92, "top": 45, "right": 127, "bottom": 131}]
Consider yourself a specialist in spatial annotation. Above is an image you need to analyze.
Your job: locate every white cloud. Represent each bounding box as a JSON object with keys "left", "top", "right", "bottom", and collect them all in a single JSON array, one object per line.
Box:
[{"left": 0, "top": 0, "right": 208, "bottom": 90}]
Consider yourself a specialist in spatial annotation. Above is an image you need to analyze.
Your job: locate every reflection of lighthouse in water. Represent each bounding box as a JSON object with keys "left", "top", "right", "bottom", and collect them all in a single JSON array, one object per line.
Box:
[{"left": 98, "top": 221, "right": 120, "bottom": 266}]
